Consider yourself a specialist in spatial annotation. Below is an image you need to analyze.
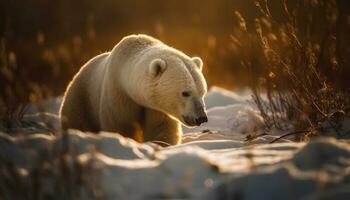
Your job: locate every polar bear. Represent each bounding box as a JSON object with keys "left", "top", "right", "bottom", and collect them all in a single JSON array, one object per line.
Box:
[{"left": 59, "top": 34, "right": 208, "bottom": 145}]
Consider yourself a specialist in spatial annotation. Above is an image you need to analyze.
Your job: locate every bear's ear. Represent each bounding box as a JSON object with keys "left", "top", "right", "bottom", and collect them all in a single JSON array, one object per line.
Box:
[
  {"left": 149, "top": 58, "right": 167, "bottom": 77},
  {"left": 192, "top": 57, "right": 203, "bottom": 71}
]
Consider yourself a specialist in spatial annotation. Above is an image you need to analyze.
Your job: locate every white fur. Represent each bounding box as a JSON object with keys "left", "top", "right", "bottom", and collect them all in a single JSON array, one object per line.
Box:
[{"left": 60, "top": 34, "right": 208, "bottom": 145}]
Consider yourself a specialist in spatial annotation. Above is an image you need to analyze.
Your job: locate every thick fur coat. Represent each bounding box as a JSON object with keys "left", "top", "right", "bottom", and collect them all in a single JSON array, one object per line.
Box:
[{"left": 60, "top": 34, "right": 207, "bottom": 145}]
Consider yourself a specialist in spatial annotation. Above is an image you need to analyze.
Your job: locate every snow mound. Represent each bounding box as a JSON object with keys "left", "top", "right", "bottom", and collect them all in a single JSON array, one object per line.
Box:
[
  {"left": 234, "top": 107, "right": 264, "bottom": 134},
  {"left": 0, "top": 131, "right": 349, "bottom": 199},
  {"left": 204, "top": 86, "right": 250, "bottom": 109}
]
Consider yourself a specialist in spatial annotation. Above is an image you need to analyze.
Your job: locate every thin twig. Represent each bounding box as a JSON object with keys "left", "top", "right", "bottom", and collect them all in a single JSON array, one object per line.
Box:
[
  {"left": 269, "top": 130, "right": 311, "bottom": 143},
  {"left": 151, "top": 140, "right": 171, "bottom": 147}
]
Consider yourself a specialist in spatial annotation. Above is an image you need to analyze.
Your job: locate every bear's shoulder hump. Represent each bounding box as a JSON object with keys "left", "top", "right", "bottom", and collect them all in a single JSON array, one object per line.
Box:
[{"left": 119, "top": 34, "right": 161, "bottom": 48}]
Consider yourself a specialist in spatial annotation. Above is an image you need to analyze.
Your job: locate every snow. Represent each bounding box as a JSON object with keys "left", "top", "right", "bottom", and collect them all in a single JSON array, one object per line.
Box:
[
  {"left": 1, "top": 86, "right": 350, "bottom": 199},
  {"left": 204, "top": 86, "right": 251, "bottom": 109}
]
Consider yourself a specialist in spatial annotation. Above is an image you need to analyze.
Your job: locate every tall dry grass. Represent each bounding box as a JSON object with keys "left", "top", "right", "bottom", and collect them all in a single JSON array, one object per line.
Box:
[{"left": 231, "top": 0, "right": 350, "bottom": 139}]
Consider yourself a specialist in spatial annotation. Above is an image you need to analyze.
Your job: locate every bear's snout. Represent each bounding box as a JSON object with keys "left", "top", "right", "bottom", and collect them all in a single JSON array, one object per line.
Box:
[
  {"left": 183, "top": 112, "right": 207, "bottom": 126},
  {"left": 195, "top": 115, "right": 208, "bottom": 125},
  {"left": 182, "top": 111, "right": 208, "bottom": 126}
]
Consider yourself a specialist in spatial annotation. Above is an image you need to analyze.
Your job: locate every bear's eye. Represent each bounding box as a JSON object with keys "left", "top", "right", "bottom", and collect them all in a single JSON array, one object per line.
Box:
[{"left": 182, "top": 91, "right": 191, "bottom": 97}]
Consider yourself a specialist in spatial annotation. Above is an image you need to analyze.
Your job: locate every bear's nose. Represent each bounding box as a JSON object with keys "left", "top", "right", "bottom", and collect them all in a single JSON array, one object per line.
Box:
[{"left": 195, "top": 116, "right": 208, "bottom": 125}]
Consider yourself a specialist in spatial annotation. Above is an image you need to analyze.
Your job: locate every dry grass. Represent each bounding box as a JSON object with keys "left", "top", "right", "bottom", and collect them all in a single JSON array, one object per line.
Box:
[{"left": 231, "top": 0, "right": 350, "bottom": 140}]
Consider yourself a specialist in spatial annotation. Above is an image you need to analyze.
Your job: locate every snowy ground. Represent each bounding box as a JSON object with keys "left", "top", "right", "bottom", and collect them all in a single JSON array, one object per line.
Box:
[{"left": 1, "top": 86, "right": 350, "bottom": 199}]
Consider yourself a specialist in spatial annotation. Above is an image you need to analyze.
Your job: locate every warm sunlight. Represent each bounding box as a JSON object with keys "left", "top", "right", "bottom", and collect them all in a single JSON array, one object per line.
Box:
[{"left": 1, "top": 0, "right": 350, "bottom": 199}]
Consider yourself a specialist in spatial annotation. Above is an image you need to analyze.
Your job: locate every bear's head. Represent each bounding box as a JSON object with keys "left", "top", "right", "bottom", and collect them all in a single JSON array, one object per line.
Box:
[{"left": 141, "top": 51, "right": 208, "bottom": 127}]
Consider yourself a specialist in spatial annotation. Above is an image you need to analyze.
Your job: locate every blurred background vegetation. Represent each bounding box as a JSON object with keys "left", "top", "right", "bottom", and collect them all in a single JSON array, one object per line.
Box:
[
  {"left": 0, "top": 0, "right": 256, "bottom": 110},
  {"left": 0, "top": 0, "right": 349, "bottom": 122}
]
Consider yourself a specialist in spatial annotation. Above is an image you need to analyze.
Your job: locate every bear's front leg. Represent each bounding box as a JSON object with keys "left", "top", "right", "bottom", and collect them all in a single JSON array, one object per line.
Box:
[{"left": 142, "top": 109, "right": 182, "bottom": 146}]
